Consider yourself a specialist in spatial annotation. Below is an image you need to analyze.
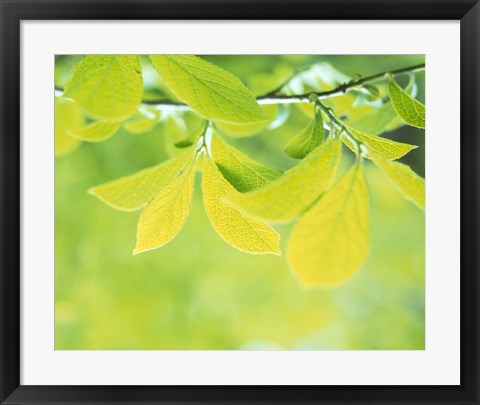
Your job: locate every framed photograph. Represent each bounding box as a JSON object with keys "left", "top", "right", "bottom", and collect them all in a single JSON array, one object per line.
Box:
[{"left": 1, "top": 1, "right": 479, "bottom": 404}]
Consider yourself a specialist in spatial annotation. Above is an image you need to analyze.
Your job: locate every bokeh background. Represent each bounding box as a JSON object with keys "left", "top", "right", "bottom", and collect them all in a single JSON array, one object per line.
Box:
[{"left": 55, "top": 55, "right": 425, "bottom": 350}]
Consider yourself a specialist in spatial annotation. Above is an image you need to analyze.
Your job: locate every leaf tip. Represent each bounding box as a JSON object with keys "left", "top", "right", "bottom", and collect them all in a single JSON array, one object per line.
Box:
[{"left": 132, "top": 246, "right": 144, "bottom": 256}]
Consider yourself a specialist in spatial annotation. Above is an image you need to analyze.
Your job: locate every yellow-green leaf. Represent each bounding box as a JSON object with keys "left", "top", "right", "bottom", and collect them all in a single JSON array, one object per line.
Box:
[
  {"left": 55, "top": 97, "right": 82, "bottom": 157},
  {"left": 284, "top": 110, "right": 324, "bottom": 159},
  {"left": 133, "top": 161, "right": 196, "bottom": 254},
  {"left": 388, "top": 79, "right": 425, "bottom": 128},
  {"left": 149, "top": 55, "right": 268, "bottom": 124},
  {"left": 230, "top": 138, "right": 342, "bottom": 223},
  {"left": 124, "top": 109, "right": 159, "bottom": 134},
  {"left": 214, "top": 105, "right": 278, "bottom": 138},
  {"left": 341, "top": 134, "right": 358, "bottom": 155},
  {"left": 202, "top": 157, "right": 280, "bottom": 255},
  {"left": 175, "top": 121, "right": 207, "bottom": 148},
  {"left": 162, "top": 115, "right": 189, "bottom": 157},
  {"left": 211, "top": 134, "right": 281, "bottom": 192},
  {"left": 88, "top": 149, "right": 194, "bottom": 212},
  {"left": 346, "top": 102, "right": 402, "bottom": 136},
  {"left": 287, "top": 164, "right": 370, "bottom": 287},
  {"left": 369, "top": 151, "right": 425, "bottom": 209},
  {"left": 64, "top": 55, "right": 143, "bottom": 120},
  {"left": 69, "top": 120, "right": 121, "bottom": 142},
  {"left": 347, "top": 127, "right": 417, "bottom": 160}
]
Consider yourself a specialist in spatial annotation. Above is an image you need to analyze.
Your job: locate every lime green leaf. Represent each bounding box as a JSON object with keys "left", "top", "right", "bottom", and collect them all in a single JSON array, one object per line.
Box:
[
  {"left": 55, "top": 98, "right": 82, "bottom": 157},
  {"left": 341, "top": 134, "right": 358, "bottom": 155},
  {"left": 388, "top": 79, "right": 425, "bottom": 128},
  {"left": 347, "top": 127, "right": 417, "bottom": 160},
  {"left": 124, "top": 109, "right": 159, "bottom": 134},
  {"left": 133, "top": 161, "right": 196, "bottom": 254},
  {"left": 149, "top": 55, "right": 268, "bottom": 124},
  {"left": 88, "top": 149, "right": 194, "bottom": 212},
  {"left": 202, "top": 157, "right": 280, "bottom": 255},
  {"left": 230, "top": 138, "right": 342, "bottom": 223},
  {"left": 64, "top": 55, "right": 143, "bottom": 120},
  {"left": 284, "top": 110, "right": 324, "bottom": 159},
  {"left": 214, "top": 105, "right": 277, "bottom": 138},
  {"left": 211, "top": 133, "right": 281, "bottom": 192},
  {"left": 369, "top": 151, "right": 425, "bottom": 209},
  {"left": 175, "top": 121, "right": 207, "bottom": 148},
  {"left": 360, "top": 84, "right": 380, "bottom": 102},
  {"left": 287, "top": 164, "right": 370, "bottom": 287},
  {"left": 162, "top": 116, "right": 189, "bottom": 157},
  {"left": 68, "top": 120, "right": 121, "bottom": 142},
  {"left": 124, "top": 116, "right": 157, "bottom": 134},
  {"left": 346, "top": 102, "right": 402, "bottom": 136}
]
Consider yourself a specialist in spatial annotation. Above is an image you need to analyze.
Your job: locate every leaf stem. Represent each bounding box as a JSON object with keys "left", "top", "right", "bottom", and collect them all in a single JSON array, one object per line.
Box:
[{"left": 315, "top": 101, "right": 363, "bottom": 156}]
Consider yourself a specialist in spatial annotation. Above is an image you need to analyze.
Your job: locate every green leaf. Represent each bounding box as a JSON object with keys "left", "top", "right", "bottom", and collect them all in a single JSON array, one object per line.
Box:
[
  {"left": 202, "top": 157, "right": 280, "bottom": 255},
  {"left": 211, "top": 133, "right": 282, "bottom": 192},
  {"left": 346, "top": 102, "right": 402, "bottom": 136},
  {"left": 88, "top": 149, "right": 194, "bottom": 212},
  {"left": 214, "top": 104, "right": 278, "bottom": 138},
  {"left": 64, "top": 55, "right": 143, "bottom": 120},
  {"left": 369, "top": 151, "right": 425, "bottom": 209},
  {"left": 341, "top": 134, "right": 358, "bottom": 155},
  {"left": 55, "top": 97, "right": 82, "bottom": 157},
  {"left": 174, "top": 121, "right": 207, "bottom": 148},
  {"left": 284, "top": 109, "right": 324, "bottom": 159},
  {"left": 162, "top": 115, "right": 189, "bottom": 157},
  {"left": 388, "top": 78, "right": 425, "bottom": 128},
  {"left": 68, "top": 120, "right": 121, "bottom": 142},
  {"left": 133, "top": 160, "right": 196, "bottom": 254},
  {"left": 360, "top": 84, "right": 381, "bottom": 102},
  {"left": 123, "top": 109, "right": 159, "bottom": 134},
  {"left": 347, "top": 127, "right": 417, "bottom": 160},
  {"left": 229, "top": 138, "right": 342, "bottom": 223},
  {"left": 287, "top": 164, "right": 370, "bottom": 287},
  {"left": 149, "top": 55, "right": 268, "bottom": 124}
]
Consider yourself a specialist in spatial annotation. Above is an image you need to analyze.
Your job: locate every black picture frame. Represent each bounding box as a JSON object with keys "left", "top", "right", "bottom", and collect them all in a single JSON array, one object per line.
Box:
[{"left": 1, "top": 1, "right": 479, "bottom": 404}]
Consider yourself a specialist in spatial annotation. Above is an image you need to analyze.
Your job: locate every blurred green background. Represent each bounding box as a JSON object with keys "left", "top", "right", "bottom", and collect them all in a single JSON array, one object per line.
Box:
[{"left": 55, "top": 55, "right": 425, "bottom": 350}]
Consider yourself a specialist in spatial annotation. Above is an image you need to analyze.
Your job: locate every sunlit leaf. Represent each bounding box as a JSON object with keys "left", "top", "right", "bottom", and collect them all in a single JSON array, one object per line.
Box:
[
  {"left": 211, "top": 133, "right": 281, "bottom": 192},
  {"left": 347, "top": 127, "right": 417, "bottom": 160},
  {"left": 89, "top": 149, "right": 194, "bottom": 212},
  {"left": 388, "top": 78, "right": 425, "bottom": 128},
  {"left": 346, "top": 102, "right": 402, "bottom": 136},
  {"left": 202, "top": 157, "right": 280, "bottom": 255},
  {"left": 123, "top": 109, "right": 159, "bottom": 134},
  {"left": 162, "top": 115, "right": 189, "bottom": 157},
  {"left": 69, "top": 120, "right": 121, "bottom": 142},
  {"left": 133, "top": 160, "right": 196, "bottom": 254},
  {"left": 64, "top": 55, "right": 143, "bottom": 120},
  {"left": 369, "top": 151, "right": 425, "bottom": 209},
  {"left": 214, "top": 105, "right": 277, "bottom": 138},
  {"left": 175, "top": 121, "right": 207, "bottom": 148},
  {"left": 284, "top": 109, "right": 324, "bottom": 159},
  {"left": 287, "top": 164, "right": 369, "bottom": 287},
  {"left": 55, "top": 97, "right": 82, "bottom": 157},
  {"left": 230, "top": 138, "right": 341, "bottom": 222},
  {"left": 149, "top": 55, "right": 269, "bottom": 124}
]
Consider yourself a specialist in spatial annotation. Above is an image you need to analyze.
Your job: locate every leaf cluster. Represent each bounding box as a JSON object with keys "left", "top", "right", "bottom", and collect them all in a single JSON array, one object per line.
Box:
[{"left": 56, "top": 55, "right": 425, "bottom": 287}]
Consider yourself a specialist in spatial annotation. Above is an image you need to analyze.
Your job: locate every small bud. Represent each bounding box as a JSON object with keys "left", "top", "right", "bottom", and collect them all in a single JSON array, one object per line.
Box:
[{"left": 308, "top": 93, "right": 319, "bottom": 103}]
